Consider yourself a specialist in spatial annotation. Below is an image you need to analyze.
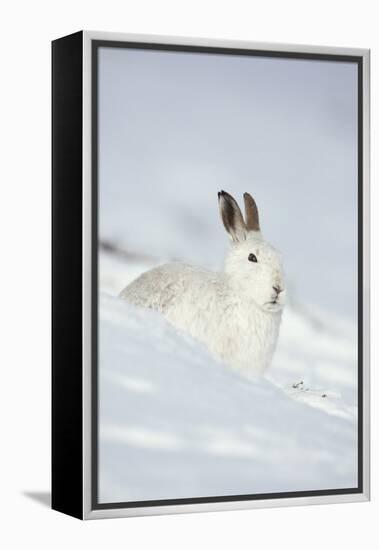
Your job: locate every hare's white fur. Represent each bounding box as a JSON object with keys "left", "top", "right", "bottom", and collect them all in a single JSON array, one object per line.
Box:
[{"left": 120, "top": 191, "right": 285, "bottom": 375}]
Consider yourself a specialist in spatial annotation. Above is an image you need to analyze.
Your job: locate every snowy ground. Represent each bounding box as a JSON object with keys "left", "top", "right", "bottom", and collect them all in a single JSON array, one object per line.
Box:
[{"left": 98, "top": 249, "right": 358, "bottom": 503}]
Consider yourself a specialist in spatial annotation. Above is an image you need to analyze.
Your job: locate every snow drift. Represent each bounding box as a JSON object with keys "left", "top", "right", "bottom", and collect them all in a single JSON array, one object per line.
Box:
[{"left": 98, "top": 251, "right": 358, "bottom": 503}]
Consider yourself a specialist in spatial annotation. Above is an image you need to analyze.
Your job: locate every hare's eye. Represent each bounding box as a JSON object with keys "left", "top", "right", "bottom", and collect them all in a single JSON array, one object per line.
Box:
[{"left": 248, "top": 253, "right": 257, "bottom": 263}]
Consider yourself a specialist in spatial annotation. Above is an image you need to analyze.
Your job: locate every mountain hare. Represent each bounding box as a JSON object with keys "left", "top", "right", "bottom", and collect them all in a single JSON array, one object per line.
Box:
[{"left": 120, "top": 191, "right": 286, "bottom": 374}]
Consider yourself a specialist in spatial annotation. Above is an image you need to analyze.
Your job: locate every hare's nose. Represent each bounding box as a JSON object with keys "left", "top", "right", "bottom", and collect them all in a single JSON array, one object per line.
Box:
[{"left": 273, "top": 286, "right": 283, "bottom": 295}]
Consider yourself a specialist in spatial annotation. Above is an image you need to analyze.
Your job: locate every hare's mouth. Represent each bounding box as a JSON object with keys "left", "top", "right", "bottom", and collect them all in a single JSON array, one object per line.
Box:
[{"left": 264, "top": 299, "right": 283, "bottom": 312}]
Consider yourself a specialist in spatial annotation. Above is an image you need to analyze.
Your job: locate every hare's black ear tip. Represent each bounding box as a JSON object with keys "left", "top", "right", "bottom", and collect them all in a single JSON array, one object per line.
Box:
[{"left": 218, "top": 190, "right": 225, "bottom": 199}]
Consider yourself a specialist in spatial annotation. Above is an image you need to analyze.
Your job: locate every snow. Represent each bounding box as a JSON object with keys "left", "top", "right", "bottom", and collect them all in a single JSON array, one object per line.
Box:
[{"left": 98, "top": 250, "right": 358, "bottom": 503}]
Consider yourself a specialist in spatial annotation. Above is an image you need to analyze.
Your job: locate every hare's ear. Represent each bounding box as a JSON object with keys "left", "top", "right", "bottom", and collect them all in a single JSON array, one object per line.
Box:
[
  {"left": 218, "top": 190, "right": 247, "bottom": 243},
  {"left": 243, "top": 192, "right": 260, "bottom": 232}
]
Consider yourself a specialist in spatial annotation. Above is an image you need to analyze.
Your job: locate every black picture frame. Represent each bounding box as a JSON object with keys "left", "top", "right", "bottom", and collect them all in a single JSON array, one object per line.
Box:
[{"left": 52, "top": 30, "right": 370, "bottom": 520}]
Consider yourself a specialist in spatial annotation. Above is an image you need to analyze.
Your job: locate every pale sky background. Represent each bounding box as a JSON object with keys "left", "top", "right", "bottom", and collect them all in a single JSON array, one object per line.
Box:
[{"left": 98, "top": 46, "right": 358, "bottom": 319}]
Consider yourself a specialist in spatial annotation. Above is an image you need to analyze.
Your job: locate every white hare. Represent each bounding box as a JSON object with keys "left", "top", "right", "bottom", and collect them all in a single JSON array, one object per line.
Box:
[{"left": 120, "top": 191, "right": 286, "bottom": 375}]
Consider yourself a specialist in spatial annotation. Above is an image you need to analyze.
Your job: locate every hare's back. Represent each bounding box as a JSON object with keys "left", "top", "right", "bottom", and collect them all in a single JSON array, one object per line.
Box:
[{"left": 119, "top": 262, "right": 209, "bottom": 313}]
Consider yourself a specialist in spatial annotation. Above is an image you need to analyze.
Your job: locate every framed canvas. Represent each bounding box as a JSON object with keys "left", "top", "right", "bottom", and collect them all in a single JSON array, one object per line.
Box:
[{"left": 52, "top": 30, "right": 370, "bottom": 520}]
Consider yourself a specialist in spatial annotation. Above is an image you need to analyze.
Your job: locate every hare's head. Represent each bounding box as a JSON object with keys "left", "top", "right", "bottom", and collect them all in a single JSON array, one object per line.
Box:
[{"left": 218, "top": 190, "right": 285, "bottom": 313}]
